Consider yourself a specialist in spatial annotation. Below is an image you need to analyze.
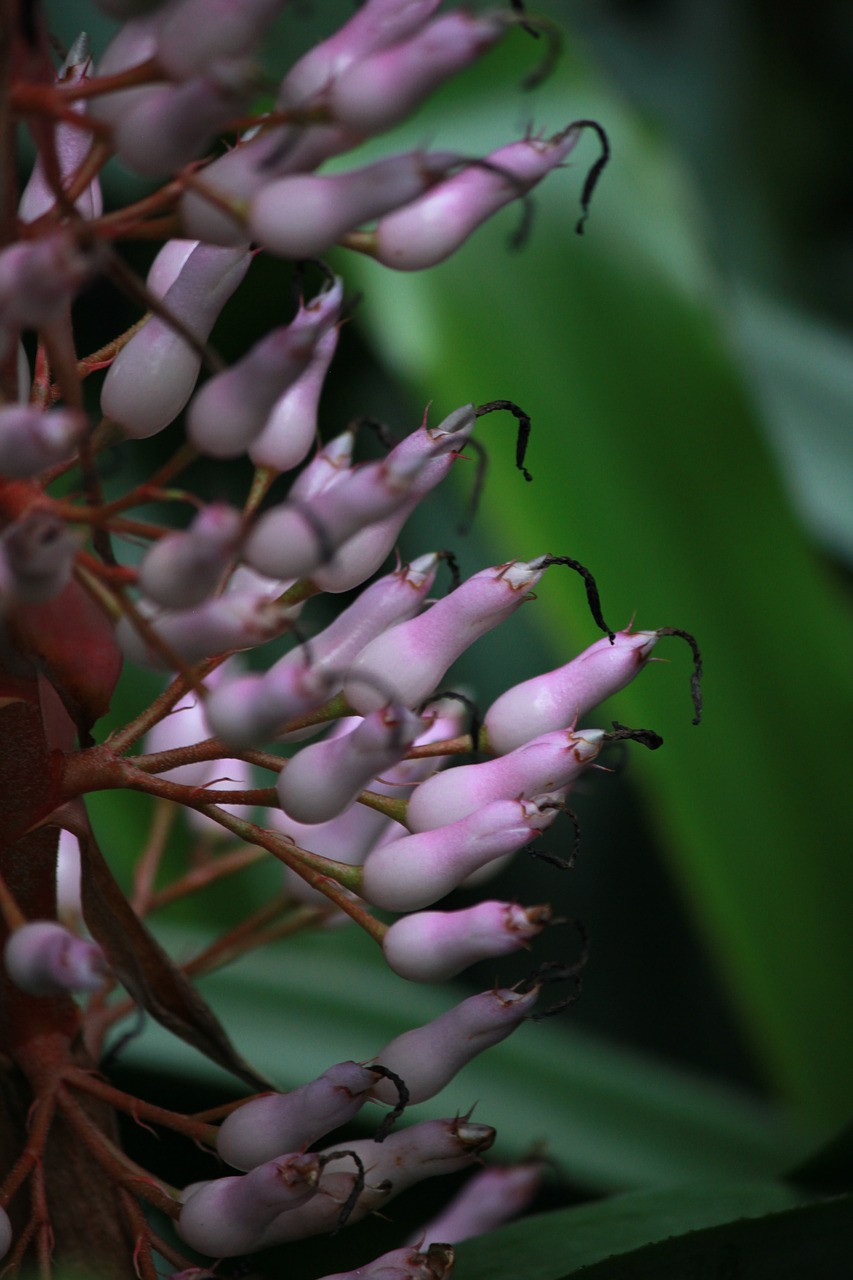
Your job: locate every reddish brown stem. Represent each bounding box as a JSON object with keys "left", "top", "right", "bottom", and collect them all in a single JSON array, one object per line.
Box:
[
  {"left": 118, "top": 1187, "right": 158, "bottom": 1280},
  {"left": 30, "top": 1160, "right": 51, "bottom": 1280},
  {"left": 146, "top": 842, "right": 268, "bottom": 913},
  {"left": 0, "top": 1091, "right": 56, "bottom": 1208},
  {"left": 56, "top": 1088, "right": 180, "bottom": 1219},
  {"left": 183, "top": 898, "right": 324, "bottom": 980},
  {"left": 64, "top": 1070, "right": 217, "bottom": 1147}
]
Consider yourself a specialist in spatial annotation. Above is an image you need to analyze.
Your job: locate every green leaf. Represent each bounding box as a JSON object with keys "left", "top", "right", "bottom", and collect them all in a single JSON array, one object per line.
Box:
[
  {"left": 787, "top": 1121, "right": 853, "bottom": 1193},
  {"left": 732, "top": 286, "right": 853, "bottom": 564},
  {"left": 123, "top": 925, "right": 818, "bottom": 1191},
  {"left": 554, "top": 1193, "right": 853, "bottom": 1280},
  {"left": 342, "top": 38, "right": 853, "bottom": 1121},
  {"left": 453, "top": 1182, "right": 803, "bottom": 1280}
]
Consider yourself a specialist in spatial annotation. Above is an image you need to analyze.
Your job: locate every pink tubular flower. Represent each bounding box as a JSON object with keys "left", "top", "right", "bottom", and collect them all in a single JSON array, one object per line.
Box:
[
  {"left": 272, "top": 551, "right": 440, "bottom": 695},
  {"left": 382, "top": 901, "right": 552, "bottom": 983},
  {"left": 177, "top": 1152, "right": 322, "bottom": 1256},
  {"left": 415, "top": 1162, "right": 543, "bottom": 1246},
  {"left": 406, "top": 727, "right": 604, "bottom": 831},
  {"left": 345, "top": 556, "right": 547, "bottom": 714},
  {"left": 361, "top": 797, "right": 558, "bottom": 912},
  {"left": 155, "top": 0, "right": 288, "bottom": 79},
  {"left": 101, "top": 242, "right": 251, "bottom": 438},
  {"left": 0, "top": 406, "right": 87, "bottom": 477},
  {"left": 256, "top": 1119, "right": 495, "bottom": 1247},
  {"left": 316, "top": 1118, "right": 496, "bottom": 1201},
  {"left": 248, "top": 150, "right": 459, "bottom": 260},
  {"left": 309, "top": 405, "right": 476, "bottom": 594},
  {"left": 271, "top": 701, "right": 466, "bottom": 907},
  {"left": 276, "top": 704, "right": 424, "bottom": 824},
  {"left": 178, "top": 121, "right": 359, "bottom": 246},
  {"left": 244, "top": 407, "right": 473, "bottom": 583},
  {"left": 319, "top": 1242, "right": 456, "bottom": 1280},
  {"left": 2, "top": 512, "right": 79, "bottom": 604},
  {"left": 112, "top": 60, "right": 254, "bottom": 179},
  {"left": 4, "top": 922, "right": 108, "bottom": 997},
  {"left": 217, "top": 1061, "right": 379, "bottom": 1171},
  {"left": 144, "top": 664, "right": 255, "bottom": 831},
  {"left": 278, "top": 0, "right": 442, "bottom": 108},
  {"left": 368, "top": 986, "right": 539, "bottom": 1105},
  {"left": 137, "top": 503, "right": 242, "bottom": 608},
  {"left": 116, "top": 591, "right": 295, "bottom": 668},
  {"left": 248, "top": 324, "right": 339, "bottom": 473},
  {"left": 18, "top": 35, "right": 103, "bottom": 223},
  {"left": 328, "top": 11, "right": 505, "bottom": 135},
  {"left": 203, "top": 658, "right": 336, "bottom": 748},
  {"left": 186, "top": 281, "right": 341, "bottom": 458},
  {"left": 483, "top": 628, "right": 660, "bottom": 754},
  {"left": 0, "top": 231, "right": 100, "bottom": 359},
  {"left": 371, "top": 128, "right": 582, "bottom": 271}
]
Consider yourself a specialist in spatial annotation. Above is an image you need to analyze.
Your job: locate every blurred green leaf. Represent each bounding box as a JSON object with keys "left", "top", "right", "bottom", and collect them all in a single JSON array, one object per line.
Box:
[
  {"left": 455, "top": 1187, "right": 853, "bottom": 1280},
  {"left": 342, "top": 38, "right": 853, "bottom": 1120},
  {"left": 787, "top": 1122, "right": 853, "bottom": 1194},
  {"left": 453, "top": 1182, "right": 803, "bottom": 1280},
  {"left": 732, "top": 287, "right": 853, "bottom": 564},
  {"left": 124, "top": 925, "right": 818, "bottom": 1191}
]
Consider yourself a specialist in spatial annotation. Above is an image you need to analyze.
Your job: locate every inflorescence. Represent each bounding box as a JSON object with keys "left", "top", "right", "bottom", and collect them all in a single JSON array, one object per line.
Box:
[{"left": 0, "top": 2, "right": 700, "bottom": 1276}]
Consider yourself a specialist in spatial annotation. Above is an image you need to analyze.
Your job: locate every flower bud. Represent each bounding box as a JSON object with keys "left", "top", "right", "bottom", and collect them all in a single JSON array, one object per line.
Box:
[
  {"left": 329, "top": 12, "right": 504, "bottom": 135},
  {"left": 345, "top": 556, "right": 546, "bottom": 713},
  {"left": 290, "top": 427, "right": 355, "bottom": 501},
  {"left": 117, "top": 592, "right": 293, "bottom": 669},
  {"left": 87, "top": 7, "right": 172, "bottom": 126},
  {"left": 382, "top": 901, "right": 551, "bottom": 983},
  {"left": 484, "top": 629, "right": 659, "bottom": 754},
  {"left": 273, "top": 552, "right": 439, "bottom": 698},
  {"left": 246, "top": 406, "right": 474, "bottom": 582},
  {"left": 2, "top": 512, "right": 79, "bottom": 604},
  {"left": 361, "top": 797, "right": 556, "bottom": 912},
  {"left": 177, "top": 1152, "right": 322, "bottom": 1256},
  {"left": 320, "top": 1243, "right": 455, "bottom": 1280},
  {"left": 204, "top": 659, "right": 337, "bottom": 747},
  {"left": 248, "top": 150, "right": 459, "bottom": 260},
  {"left": 4, "top": 921, "right": 108, "bottom": 997},
  {"left": 369, "top": 986, "right": 538, "bottom": 1105},
  {"left": 19, "top": 36, "right": 103, "bottom": 223},
  {"left": 156, "top": 0, "right": 287, "bottom": 80},
  {"left": 113, "top": 61, "right": 254, "bottom": 179},
  {"left": 406, "top": 728, "right": 604, "bottom": 831},
  {"left": 145, "top": 664, "right": 255, "bottom": 829},
  {"left": 276, "top": 705, "right": 423, "bottom": 824},
  {"left": 56, "top": 828, "right": 83, "bottom": 926},
  {"left": 179, "top": 123, "right": 357, "bottom": 246},
  {"left": 146, "top": 239, "right": 198, "bottom": 298},
  {"left": 187, "top": 283, "right": 340, "bottom": 459},
  {"left": 258, "top": 1119, "right": 494, "bottom": 1246},
  {"left": 373, "top": 128, "right": 581, "bottom": 271},
  {"left": 319, "top": 1118, "right": 496, "bottom": 1200},
  {"left": 416, "top": 1163, "right": 542, "bottom": 1245},
  {"left": 0, "top": 406, "right": 87, "bottom": 477},
  {"left": 272, "top": 703, "right": 465, "bottom": 907},
  {"left": 0, "top": 232, "right": 100, "bottom": 346},
  {"left": 137, "top": 503, "right": 243, "bottom": 608},
  {"left": 217, "top": 1061, "right": 378, "bottom": 1171},
  {"left": 248, "top": 325, "right": 339, "bottom": 473},
  {"left": 279, "top": 0, "right": 441, "bottom": 107},
  {"left": 101, "top": 243, "right": 251, "bottom": 438}
]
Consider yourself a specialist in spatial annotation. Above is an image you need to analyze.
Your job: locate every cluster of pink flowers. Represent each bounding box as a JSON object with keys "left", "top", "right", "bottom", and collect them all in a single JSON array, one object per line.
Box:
[{"left": 0, "top": 1, "right": 700, "bottom": 1275}]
